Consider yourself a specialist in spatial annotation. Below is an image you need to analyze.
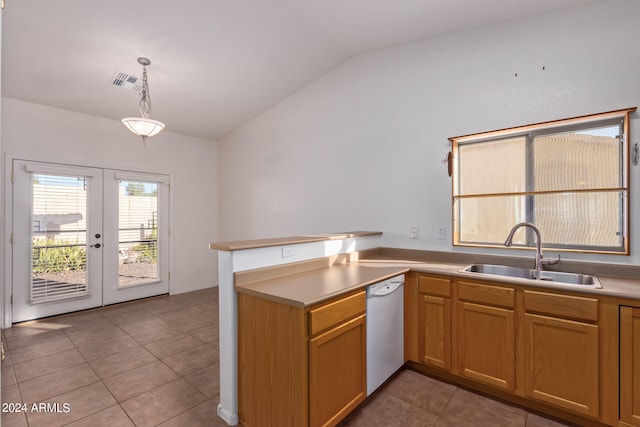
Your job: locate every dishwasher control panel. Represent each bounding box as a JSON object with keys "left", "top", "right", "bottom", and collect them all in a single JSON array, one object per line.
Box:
[{"left": 366, "top": 275, "right": 405, "bottom": 297}]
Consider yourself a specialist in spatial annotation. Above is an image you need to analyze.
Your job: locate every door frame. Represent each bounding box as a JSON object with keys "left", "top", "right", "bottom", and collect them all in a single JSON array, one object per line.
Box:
[{"left": 3, "top": 154, "right": 173, "bottom": 328}]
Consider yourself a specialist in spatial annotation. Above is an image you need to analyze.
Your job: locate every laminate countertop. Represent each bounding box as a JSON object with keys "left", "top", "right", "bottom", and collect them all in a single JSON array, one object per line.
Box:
[
  {"left": 235, "top": 258, "right": 640, "bottom": 308},
  {"left": 356, "top": 258, "right": 640, "bottom": 301},
  {"left": 210, "top": 231, "right": 381, "bottom": 251},
  {"left": 235, "top": 263, "right": 410, "bottom": 308}
]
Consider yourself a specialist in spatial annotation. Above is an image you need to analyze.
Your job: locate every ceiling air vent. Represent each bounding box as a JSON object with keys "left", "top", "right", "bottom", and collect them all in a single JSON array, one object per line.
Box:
[{"left": 110, "top": 71, "right": 142, "bottom": 92}]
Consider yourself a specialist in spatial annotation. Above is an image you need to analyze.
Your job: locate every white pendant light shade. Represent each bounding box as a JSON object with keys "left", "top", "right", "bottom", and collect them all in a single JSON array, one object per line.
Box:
[
  {"left": 121, "top": 117, "right": 165, "bottom": 138},
  {"left": 122, "top": 57, "right": 165, "bottom": 144}
]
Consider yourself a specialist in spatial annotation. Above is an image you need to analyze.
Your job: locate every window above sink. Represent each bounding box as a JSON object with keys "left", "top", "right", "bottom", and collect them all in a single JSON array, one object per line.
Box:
[{"left": 449, "top": 107, "right": 636, "bottom": 255}]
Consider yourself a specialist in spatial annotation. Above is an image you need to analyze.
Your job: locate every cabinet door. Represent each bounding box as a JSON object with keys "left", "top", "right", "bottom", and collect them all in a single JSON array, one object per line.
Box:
[
  {"left": 309, "top": 314, "right": 366, "bottom": 427},
  {"left": 238, "top": 294, "right": 308, "bottom": 427},
  {"left": 419, "top": 294, "right": 451, "bottom": 370},
  {"left": 457, "top": 302, "right": 515, "bottom": 390},
  {"left": 524, "top": 313, "right": 599, "bottom": 418},
  {"left": 620, "top": 306, "right": 640, "bottom": 426}
]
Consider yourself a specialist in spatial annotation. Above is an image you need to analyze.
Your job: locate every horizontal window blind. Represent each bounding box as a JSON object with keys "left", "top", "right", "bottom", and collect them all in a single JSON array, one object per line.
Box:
[{"left": 31, "top": 173, "right": 89, "bottom": 303}]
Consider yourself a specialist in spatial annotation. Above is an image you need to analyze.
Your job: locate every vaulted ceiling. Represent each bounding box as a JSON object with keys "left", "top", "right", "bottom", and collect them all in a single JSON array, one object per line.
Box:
[{"left": 1, "top": 0, "right": 605, "bottom": 141}]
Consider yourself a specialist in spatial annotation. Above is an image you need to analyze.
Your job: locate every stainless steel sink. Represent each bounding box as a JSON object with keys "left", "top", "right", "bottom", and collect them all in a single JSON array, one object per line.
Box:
[
  {"left": 535, "top": 270, "right": 599, "bottom": 286},
  {"left": 459, "top": 264, "right": 602, "bottom": 288},
  {"left": 463, "top": 264, "right": 535, "bottom": 279}
]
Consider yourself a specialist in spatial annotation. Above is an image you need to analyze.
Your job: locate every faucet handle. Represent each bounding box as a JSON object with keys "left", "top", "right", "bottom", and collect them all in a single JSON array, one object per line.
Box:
[{"left": 540, "top": 254, "right": 561, "bottom": 267}]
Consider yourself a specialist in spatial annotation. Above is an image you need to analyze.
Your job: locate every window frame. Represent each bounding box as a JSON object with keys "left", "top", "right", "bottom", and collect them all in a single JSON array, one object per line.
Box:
[{"left": 449, "top": 107, "right": 636, "bottom": 255}]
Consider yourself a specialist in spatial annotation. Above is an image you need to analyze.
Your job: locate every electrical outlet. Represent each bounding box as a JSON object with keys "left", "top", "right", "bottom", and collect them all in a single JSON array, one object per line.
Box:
[
  {"left": 410, "top": 226, "right": 419, "bottom": 239},
  {"left": 282, "top": 247, "right": 294, "bottom": 258},
  {"left": 438, "top": 228, "right": 446, "bottom": 240}
]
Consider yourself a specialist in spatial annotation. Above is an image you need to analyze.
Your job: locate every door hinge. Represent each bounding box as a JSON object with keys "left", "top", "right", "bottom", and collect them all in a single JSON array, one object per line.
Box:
[
  {"left": 11, "top": 170, "right": 15, "bottom": 183},
  {"left": 10, "top": 294, "right": 13, "bottom": 305},
  {"left": 10, "top": 233, "right": 14, "bottom": 244},
  {"left": 168, "top": 272, "right": 171, "bottom": 280}
]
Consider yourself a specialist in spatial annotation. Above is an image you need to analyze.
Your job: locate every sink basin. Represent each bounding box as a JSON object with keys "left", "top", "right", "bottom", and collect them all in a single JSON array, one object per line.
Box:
[
  {"left": 459, "top": 264, "right": 602, "bottom": 288},
  {"left": 535, "top": 270, "right": 600, "bottom": 286},
  {"left": 463, "top": 264, "right": 535, "bottom": 279}
]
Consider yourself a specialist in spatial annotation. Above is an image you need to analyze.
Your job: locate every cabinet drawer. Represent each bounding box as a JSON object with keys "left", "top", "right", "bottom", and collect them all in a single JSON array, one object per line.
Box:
[
  {"left": 524, "top": 290, "right": 598, "bottom": 322},
  {"left": 309, "top": 291, "right": 366, "bottom": 336},
  {"left": 457, "top": 281, "right": 514, "bottom": 309},
  {"left": 418, "top": 275, "right": 451, "bottom": 297}
]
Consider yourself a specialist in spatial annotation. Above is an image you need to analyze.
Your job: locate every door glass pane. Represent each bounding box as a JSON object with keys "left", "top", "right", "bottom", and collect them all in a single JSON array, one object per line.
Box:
[
  {"left": 118, "top": 181, "right": 159, "bottom": 287},
  {"left": 31, "top": 174, "right": 89, "bottom": 303}
]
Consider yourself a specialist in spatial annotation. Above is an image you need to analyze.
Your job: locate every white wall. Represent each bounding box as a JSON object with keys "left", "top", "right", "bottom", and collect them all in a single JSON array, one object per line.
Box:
[
  {"left": 0, "top": 8, "right": 4, "bottom": 326},
  {"left": 219, "top": 0, "right": 640, "bottom": 265},
  {"left": 2, "top": 98, "right": 219, "bottom": 303}
]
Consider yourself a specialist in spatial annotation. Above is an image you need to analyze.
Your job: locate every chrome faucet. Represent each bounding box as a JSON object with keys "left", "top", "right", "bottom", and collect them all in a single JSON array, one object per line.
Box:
[{"left": 504, "top": 222, "right": 544, "bottom": 274}]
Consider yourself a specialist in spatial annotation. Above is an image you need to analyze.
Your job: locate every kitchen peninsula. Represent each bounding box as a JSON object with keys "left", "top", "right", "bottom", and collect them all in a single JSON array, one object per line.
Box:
[
  {"left": 210, "top": 231, "right": 390, "bottom": 426},
  {"left": 210, "top": 231, "right": 640, "bottom": 427}
]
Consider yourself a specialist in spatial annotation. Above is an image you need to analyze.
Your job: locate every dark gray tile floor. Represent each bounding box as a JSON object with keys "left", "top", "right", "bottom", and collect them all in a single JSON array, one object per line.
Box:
[{"left": 1, "top": 287, "right": 573, "bottom": 426}]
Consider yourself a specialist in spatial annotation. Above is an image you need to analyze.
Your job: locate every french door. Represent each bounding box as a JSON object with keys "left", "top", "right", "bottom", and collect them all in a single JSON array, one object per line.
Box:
[
  {"left": 12, "top": 160, "right": 169, "bottom": 323},
  {"left": 102, "top": 170, "right": 169, "bottom": 305}
]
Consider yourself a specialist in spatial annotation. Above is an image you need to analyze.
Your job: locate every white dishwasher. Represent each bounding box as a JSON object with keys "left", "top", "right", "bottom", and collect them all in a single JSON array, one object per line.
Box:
[{"left": 366, "top": 274, "right": 405, "bottom": 396}]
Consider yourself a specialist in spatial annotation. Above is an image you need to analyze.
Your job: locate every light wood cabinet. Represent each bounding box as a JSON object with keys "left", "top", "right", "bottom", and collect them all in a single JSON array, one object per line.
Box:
[
  {"left": 417, "top": 275, "right": 451, "bottom": 370},
  {"left": 523, "top": 291, "right": 599, "bottom": 418},
  {"left": 238, "top": 290, "right": 366, "bottom": 427},
  {"left": 238, "top": 292, "right": 307, "bottom": 427},
  {"left": 309, "top": 314, "right": 366, "bottom": 427},
  {"left": 407, "top": 274, "right": 615, "bottom": 425},
  {"left": 456, "top": 281, "right": 516, "bottom": 391},
  {"left": 620, "top": 306, "right": 640, "bottom": 426}
]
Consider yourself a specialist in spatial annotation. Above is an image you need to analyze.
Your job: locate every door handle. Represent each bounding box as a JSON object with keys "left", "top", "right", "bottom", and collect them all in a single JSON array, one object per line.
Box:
[{"left": 91, "top": 243, "right": 101, "bottom": 248}]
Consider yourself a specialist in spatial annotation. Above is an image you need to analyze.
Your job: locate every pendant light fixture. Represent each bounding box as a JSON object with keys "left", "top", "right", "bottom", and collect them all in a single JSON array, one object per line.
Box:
[{"left": 121, "top": 57, "right": 165, "bottom": 144}]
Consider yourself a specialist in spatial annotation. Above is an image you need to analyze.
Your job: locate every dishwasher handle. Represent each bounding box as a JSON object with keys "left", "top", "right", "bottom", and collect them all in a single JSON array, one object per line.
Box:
[{"left": 369, "top": 280, "right": 403, "bottom": 297}]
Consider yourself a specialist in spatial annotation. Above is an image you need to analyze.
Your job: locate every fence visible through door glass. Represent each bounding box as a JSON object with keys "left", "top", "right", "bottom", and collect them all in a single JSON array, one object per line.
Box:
[
  {"left": 118, "top": 180, "right": 159, "bottom": 287},
  {"left": 31, "top": 174, "right": 90, "bottom": 302}
]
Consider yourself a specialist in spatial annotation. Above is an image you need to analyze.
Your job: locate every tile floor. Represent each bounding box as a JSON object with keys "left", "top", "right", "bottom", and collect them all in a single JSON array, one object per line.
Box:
[{"left": 1, "top": 287, "right": 573, "bottom": 427}]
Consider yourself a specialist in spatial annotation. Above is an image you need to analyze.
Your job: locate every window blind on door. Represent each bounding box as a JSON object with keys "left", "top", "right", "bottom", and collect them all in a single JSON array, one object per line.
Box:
[{"left": 30, "top": 173, "right": 89, "bottom": 303}]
